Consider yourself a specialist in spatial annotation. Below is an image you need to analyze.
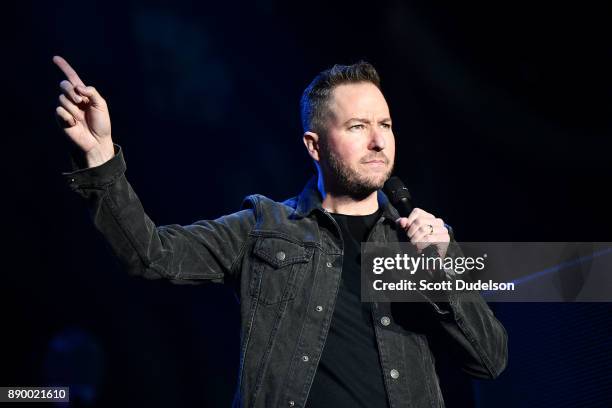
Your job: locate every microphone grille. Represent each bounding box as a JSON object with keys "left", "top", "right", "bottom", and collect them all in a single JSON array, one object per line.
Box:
[{"left": 383, "top": 176, "right": 412, "bottom": 203}]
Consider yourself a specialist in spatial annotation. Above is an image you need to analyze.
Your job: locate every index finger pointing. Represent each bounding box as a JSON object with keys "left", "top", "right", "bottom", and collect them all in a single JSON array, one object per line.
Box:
[{"left": 52, "top": 55, "right": 86, "bottom": 87}]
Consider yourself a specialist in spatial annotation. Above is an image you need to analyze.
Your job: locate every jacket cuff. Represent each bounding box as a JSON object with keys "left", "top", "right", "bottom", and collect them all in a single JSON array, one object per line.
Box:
[{"left": 62, "top": 144, "right": 125, "bottom": 190}]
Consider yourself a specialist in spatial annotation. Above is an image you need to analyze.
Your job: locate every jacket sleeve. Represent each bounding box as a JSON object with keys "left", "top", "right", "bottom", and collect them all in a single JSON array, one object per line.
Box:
[
  {"left": 437, "top": 286, "right": 508, "bottom": 379},
  {"left": 428, "top": 240, "right": 508, "bottom": 380},
  {"left": 63, "top": 145, "right": 255, "bottom": 284}
]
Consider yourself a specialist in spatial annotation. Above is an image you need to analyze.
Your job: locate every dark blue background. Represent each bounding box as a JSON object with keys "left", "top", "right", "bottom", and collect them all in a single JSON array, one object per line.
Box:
[{"left": 4, "top": 0, "right": 612, "bottom": 406}]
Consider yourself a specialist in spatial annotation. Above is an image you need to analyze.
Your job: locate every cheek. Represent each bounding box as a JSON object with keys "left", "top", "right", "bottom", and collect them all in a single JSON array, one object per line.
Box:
[
  {"left": 387, "top": 134, "right": 396, "bottom": 156},
  {"left": 347, "top": 144, "right": 368, "bottom": 164},
  {"left": 332, "top": 140, "right": 363, "bottom": 162}
]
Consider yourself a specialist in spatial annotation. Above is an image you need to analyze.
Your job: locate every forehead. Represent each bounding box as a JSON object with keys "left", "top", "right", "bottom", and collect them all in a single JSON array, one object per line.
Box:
[{"left": 328, "top": 82, "right": 390, "bottom": 120}]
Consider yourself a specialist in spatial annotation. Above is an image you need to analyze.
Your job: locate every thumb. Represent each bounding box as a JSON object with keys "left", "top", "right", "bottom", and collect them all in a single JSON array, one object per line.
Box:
[
  {"left": 76, "top": 85, "right": 106, "bottom": 108},
  {"left": 396, "top": 217, "right": 410, "bottom": 230}
]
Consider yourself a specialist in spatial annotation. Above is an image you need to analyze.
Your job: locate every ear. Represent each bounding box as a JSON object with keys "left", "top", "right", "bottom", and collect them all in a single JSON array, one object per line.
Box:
[{"left": 303, "top": 131, "right": 321, "bottom": 162}]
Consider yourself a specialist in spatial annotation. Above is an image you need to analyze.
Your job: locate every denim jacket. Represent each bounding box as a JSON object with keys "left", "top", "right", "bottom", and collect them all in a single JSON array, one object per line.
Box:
[{"left": 64, "top": 146, "right": 508, "bottom": 408}]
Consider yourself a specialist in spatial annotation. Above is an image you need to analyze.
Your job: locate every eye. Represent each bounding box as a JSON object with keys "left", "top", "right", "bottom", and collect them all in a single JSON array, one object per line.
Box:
[
  {"left": 381, "top": 123, "right": 392, "bottom": 129},
  {"left": 350, "top": 124, "right": 366, "bottom": 130}
]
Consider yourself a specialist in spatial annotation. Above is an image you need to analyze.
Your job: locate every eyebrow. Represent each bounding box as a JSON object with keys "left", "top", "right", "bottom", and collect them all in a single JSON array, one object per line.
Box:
[{"left": 344, "top": 117, "right": 392, "bottom": 125}]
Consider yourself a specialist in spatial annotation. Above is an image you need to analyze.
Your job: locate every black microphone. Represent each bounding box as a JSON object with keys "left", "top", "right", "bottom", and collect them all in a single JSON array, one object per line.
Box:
[
  {"left": 383, "top": 176, "right": 441, "bottom": 258},
  {"left": 384, "top": 176, "right": 454, "bottom": 240},
  {"left": 383, "top": 176, "right": 414, "bottom": 218}
]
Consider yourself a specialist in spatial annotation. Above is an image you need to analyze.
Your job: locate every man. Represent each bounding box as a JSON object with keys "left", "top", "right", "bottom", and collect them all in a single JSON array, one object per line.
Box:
[{"left": 54, "top": 56, "right": 507, "bottom": 407}]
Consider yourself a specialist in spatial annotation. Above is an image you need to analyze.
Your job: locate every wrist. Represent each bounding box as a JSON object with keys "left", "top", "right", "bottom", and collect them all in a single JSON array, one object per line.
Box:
[{"left": 85, "top": 142, "right": 115, "bottom": 168}]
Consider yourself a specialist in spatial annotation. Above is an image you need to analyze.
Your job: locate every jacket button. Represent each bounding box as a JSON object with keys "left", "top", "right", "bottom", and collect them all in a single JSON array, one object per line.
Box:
[
  {"left": 390, "top": 369, "right": 399, "bottom": 379},
  {"left": 288, "top": 401, "right": 295, "bottom": 407},
  {"left": 326, "top": 261, "right": 332, "bottom": 268},
  {"left": 380, "top": 316, "right": 391, "bottom": 326},
  {"left": 276, "top": 251, "right": 286, "bottom": 261},
  {"left": 301, "top": 355, "right": 309, "bottom": 362},
  {"left": 315, "top": 305, "right": 323, "bottom": 312}
]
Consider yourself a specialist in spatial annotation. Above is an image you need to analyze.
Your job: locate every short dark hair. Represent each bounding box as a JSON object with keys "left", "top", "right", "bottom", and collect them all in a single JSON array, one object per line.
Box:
[{"left": 300, "top": 61, "right": 381, "bottom": 134}]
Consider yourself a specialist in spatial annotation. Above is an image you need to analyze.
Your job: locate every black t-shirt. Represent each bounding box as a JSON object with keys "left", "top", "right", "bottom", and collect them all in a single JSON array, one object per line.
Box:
[{"left": 306, "top": 208, "right": 389, "bottom": 408}]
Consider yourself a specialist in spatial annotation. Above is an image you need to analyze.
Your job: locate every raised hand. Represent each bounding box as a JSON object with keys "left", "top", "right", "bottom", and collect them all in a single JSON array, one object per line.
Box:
[{"left": 53, "top": 56, "right": 114, "bottom": 167}]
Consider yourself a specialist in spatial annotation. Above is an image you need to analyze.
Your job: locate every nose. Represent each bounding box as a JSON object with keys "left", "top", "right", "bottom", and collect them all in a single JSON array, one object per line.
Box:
[{"left": 368, "top": 128, "right": 386, "bottom": 152}]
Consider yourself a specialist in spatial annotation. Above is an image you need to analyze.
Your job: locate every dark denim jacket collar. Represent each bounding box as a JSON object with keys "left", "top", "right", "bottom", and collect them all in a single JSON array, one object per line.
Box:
[{"left": 294, "top": 176, "right": 399, "bottom": 221}]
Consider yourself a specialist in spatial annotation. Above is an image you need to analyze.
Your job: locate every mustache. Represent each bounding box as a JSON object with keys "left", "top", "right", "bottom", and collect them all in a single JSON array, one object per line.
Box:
[{"left": 361, "top": 154, "right": 389, "bottom": 164}]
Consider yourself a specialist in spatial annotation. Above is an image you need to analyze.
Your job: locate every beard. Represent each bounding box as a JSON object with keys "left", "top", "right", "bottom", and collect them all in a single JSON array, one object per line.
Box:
[{"left": 319, "top": 144, "right": 394, "bottom": 199}]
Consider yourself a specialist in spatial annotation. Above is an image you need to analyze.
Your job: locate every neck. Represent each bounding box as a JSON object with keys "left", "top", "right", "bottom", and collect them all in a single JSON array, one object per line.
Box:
[{"left": 317, "top": 172, "right": 379, "bottom": 215}]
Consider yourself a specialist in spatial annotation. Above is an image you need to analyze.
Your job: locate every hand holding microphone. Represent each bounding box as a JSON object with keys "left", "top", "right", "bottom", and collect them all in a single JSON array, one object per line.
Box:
[{"left": 383, "top": 176, "right": 450, "bottom": 258}]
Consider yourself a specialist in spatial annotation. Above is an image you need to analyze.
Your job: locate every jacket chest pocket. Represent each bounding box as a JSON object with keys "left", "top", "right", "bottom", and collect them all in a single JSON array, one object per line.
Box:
[{"left": 249, "top": 237, "right": 313, "bottom": 305}]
